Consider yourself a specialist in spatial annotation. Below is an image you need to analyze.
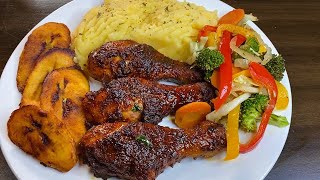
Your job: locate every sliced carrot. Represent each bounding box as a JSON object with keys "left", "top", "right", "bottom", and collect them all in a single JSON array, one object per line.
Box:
[
  {"left": 218, "top": 9, "right": 245, "bottom": 25},
  {"left": 275, "top": 81, "right": 289, "bottom": 110},
  {"left": 175, "top": 102, "right": 211, "bottom": 129},
  {"left": 210, "top": 70, "right": 220, "bottom": 89}
]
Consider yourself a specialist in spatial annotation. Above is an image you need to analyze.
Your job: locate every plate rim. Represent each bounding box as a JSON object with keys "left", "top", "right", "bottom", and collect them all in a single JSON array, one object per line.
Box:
[{"left": 0, "top": 0, "right": 292, "bottom": 180}]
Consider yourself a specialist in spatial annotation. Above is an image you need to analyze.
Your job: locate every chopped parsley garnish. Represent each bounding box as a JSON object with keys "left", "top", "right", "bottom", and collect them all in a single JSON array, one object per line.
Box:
[
  {"left": 132, "top": 103, "right": 141, "bottom": 112},
  {"left": 136, "top": 135, "right": 152, "bottom": 147}
]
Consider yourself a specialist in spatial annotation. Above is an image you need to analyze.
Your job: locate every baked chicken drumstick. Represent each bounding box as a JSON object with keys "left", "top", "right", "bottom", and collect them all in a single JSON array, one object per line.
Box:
[
  {"left": 87, "top": 40, "right": 203, "bottom": 84},
  {"left": 80, "top": 121, "right": 227, "bottom": 180},
  {"left": 82, "top": 77, "right": 215, "bottom": 125}
]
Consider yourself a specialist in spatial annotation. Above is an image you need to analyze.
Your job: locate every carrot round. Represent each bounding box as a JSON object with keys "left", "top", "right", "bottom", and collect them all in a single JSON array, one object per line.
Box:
[
  {"left": 218, "top": 9, "right": 245, "bottom": 25},
  {"left": 175, "top": 102, "right": 211, "bottom": 129}
]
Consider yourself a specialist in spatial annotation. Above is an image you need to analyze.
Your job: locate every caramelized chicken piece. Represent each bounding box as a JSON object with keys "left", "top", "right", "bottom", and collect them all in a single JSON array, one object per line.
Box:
[
  {"left": 80, "top": 121, "right": 227, "bottom": 180},
  {"left": 83, "top": 77, "right": 215, "bottom": 125},
  {"left": 87, "top": 40, "right": 203, "bottom": 84}
]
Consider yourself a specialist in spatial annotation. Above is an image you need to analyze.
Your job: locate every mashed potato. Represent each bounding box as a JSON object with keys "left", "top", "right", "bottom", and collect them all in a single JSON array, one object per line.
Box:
[{"left": 72, "top": 0, "right": 218, "bottom": 68}]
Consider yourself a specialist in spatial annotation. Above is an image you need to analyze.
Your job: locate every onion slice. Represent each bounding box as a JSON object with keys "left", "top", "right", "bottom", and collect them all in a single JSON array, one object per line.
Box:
[
  {"left": 230, "top": 37, "right": 262, "bottom": 63},
  {"left": 252, "top": 31, "right": 273, "bottom": 65},
  {"left": 261, "top": 45, "right": 273, "bottom": 65},
  {"left": 187, "top": 36, "right": 208, "bottom": 64},
  {"left": 206, "top": 93, "right": 251, "bottom": 122},
  {"left": 238, "top": 13, "right": 259, "bottom": 26},
  {"left": 233, "top": 75, "right": 259, "bottom": 86},
  {"left": 234, "top": 58, "right": 249, "bottom": 69},
  {"left": 232, "top": 85, "right": 260, "bottom": 94}
]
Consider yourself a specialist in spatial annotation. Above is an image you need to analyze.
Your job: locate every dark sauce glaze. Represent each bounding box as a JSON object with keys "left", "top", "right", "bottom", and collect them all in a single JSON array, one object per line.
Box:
[
  {"left": 82, "top": 77, "right": 215, "bottom": 126},
  {"left": 80, "top": 121, "right": 226, "bottom": 180},
  {"left": 87, "top": 40, "right": 203, "bottom": 85}
]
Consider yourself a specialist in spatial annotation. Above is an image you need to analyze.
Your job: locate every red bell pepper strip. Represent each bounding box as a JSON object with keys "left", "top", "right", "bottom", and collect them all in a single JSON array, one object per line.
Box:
[
  {"left": 235, "top": 34, "right": 246, "bottom": 46},
  {"left": 213, "top": 31, "right": 232, "bottom": 110},
  {"left": 239, "top": 62, "right": 278, "bottom": 153},
  {"left": 197, "top": 25, "right": 217, "bottom": 42}
]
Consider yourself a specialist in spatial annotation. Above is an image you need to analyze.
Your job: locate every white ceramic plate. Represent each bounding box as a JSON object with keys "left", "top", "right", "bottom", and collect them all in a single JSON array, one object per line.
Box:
[{"left": 0, "top": 0, "right": 292, "bottom": 180}]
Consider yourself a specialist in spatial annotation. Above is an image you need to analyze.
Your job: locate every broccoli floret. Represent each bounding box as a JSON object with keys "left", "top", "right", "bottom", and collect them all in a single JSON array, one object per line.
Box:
[
  {"left": 268, "top": 114, "right": 289, "bottom": 128},
  {"left": 240, "top": 94, "right": 289, "bottom": 132},
  {"left": 240, "top": 36, "right": 260, "bottom": 54},
  {"left": 264, "top": 54, "right": 285, "bottom": 81},
  {"left": 195, "top": 48, "right": 224, "bottom": 71},
  {"left": 204, "top": 70, "right": 213, "bottom": 83},
  {"left": 240, "top": 108, "right": 261, "bottom": 132},
  {"left": 240, "top": 94, "right": 269, "bottom": 132}
]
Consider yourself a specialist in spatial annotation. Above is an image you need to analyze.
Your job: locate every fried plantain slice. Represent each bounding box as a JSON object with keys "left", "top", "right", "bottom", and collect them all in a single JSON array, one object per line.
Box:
[
  {"left": 7, "top": 105, "right": 77, "bottom": 172},
  {"left": 21, "top": 48, "right": 75, "bottom": 107},
  {"left": 40, "top": 68, "right": 89, "bottom": 144},
  {"left": 17, "top": 22, "right": 71, "bottom": 93}
]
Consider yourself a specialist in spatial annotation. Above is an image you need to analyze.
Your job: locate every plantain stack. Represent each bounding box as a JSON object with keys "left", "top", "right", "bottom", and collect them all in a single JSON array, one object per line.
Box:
[
  {"left": 17, "top": 22, "right": 71, "bottom": 93},
  {"left": 7, "top": 22, "right": 90, "bottom": 172}
]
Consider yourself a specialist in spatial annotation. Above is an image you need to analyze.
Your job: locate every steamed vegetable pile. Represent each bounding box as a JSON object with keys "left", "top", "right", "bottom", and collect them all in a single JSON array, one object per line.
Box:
[{"left": 174, "top": 9, "right": 289, "bottom": 159}]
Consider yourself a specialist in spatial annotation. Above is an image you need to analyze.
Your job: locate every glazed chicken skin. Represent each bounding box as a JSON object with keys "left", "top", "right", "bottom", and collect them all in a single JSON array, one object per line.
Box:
[
  {"left": 82, "top": 77, "right": 215, "bottom": 125},
  {"left": 79, "top": 121, "right": 227, "bottom": 180},
  {"left": 87, "top": 40, "right": 203, "bottom": 84}
]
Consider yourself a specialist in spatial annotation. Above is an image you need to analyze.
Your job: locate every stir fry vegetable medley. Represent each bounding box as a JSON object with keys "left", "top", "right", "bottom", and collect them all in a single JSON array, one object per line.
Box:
[{"left": 175, "top": 9, "right": 289, "bottom": 159}]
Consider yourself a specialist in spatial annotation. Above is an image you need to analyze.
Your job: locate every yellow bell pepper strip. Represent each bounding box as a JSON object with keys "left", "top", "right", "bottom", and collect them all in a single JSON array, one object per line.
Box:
[
  {"left": 275, "top": 81, "right": 289, "bottom": 110},
  {"left": 232, "top": 69, "right": 251, "bottom": 80},
  {"left": 224, "top": 105, "right": 240, "bottom": 160},
  {"left": 206, "top": 32, "right": 217, "bottom": 47},
  {"left": 216, "top": 24, "right": 267, "bottom": 53},
  {"left": 218, "top": 9, "right": 245, "bottom": 25},
  {"left": 217, "top": 24, "right": 255, "bottom": 39},
  {"left": 239, "top": 62, "right": 278, "bottom": 153},
  {"left": 197, "top": 25, "right": 217, "bottom": 42},
  {"left": 213, "top": 31, "right": 233, "bottom": 110},
  {"left": 259, "top": 44, "right": 267, "bottom": 54}
]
